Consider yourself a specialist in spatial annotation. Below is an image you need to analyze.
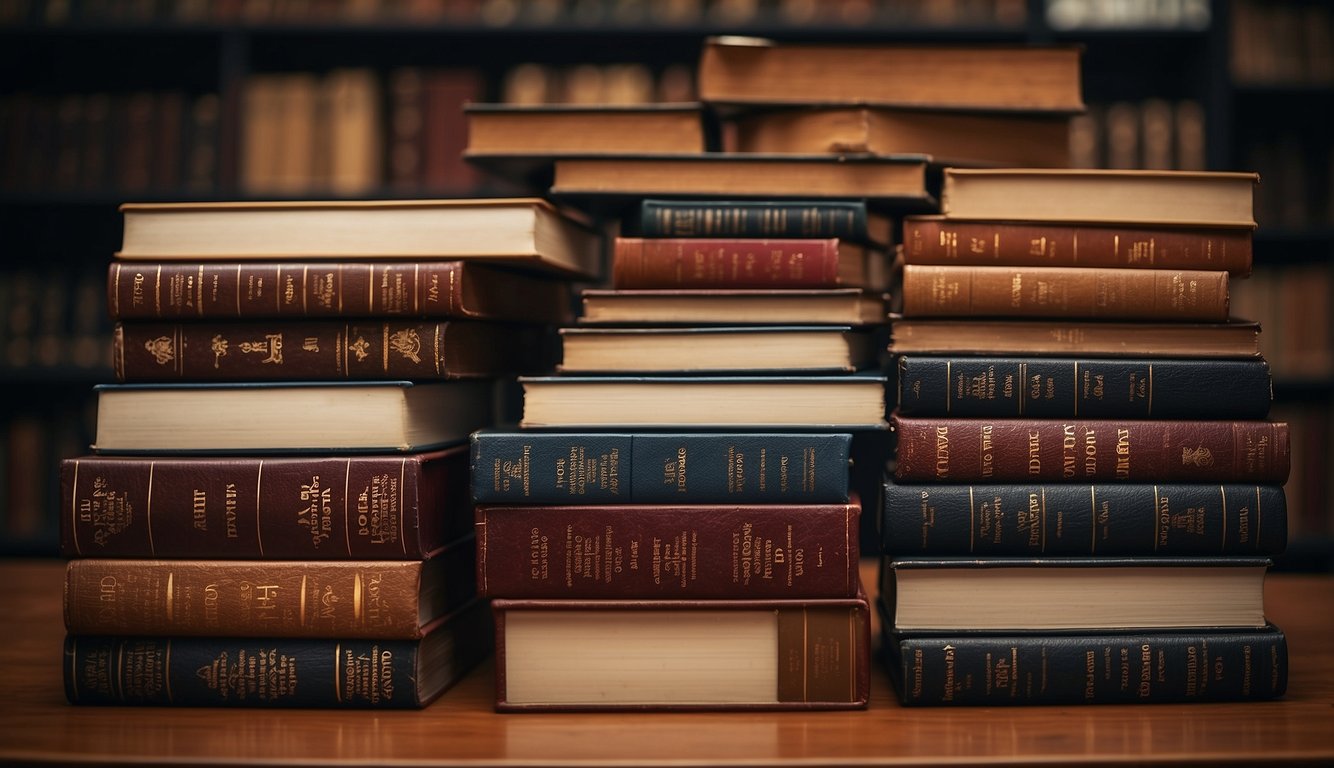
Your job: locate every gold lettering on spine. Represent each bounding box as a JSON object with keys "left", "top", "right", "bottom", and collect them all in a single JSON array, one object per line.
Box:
[
  {"left": 235, "top": 264, "right": 242, "bottom": 315},
  {"left": 448, "top": 265, "right": 457, "bottom": 314},
  {"left": 255, "top": 461, "right": 265, "bottom": 557},
  {"left": 434, "top": 325, "right": 442, "bottom": 376},
  {"left": 382, "top": 326, "right": 389, "bottom": 371},
  {"left": 154, "top": 265, "right": 162, "bottom": 315}
]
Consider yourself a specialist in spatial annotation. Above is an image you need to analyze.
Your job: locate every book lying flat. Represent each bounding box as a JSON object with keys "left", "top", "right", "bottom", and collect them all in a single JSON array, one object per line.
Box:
[
  {"left": 558, "top": 326, "right": 877, "bottom": 373},
  {"left": 887, "top": 317, "right": 1262, "bottom": 358},
  {"left": 580, "top": 289, "right": 889, "bottom": 325}
]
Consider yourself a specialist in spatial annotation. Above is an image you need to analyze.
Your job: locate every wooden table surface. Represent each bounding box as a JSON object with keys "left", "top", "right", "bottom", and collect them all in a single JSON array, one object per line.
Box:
[{"left": 1, "top": 558, "right": 1332, "bottom": 767}]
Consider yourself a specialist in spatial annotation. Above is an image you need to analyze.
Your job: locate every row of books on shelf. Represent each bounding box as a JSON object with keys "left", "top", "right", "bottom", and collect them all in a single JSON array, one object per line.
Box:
[
  {"left": 1069, "top": 99, "right": 1206, "bottom": 172},
  {"left": 1231, "top": 0, "right": 1334, "bottom": 86},
  {"left": 1246, "top": 137, "right": 1334, "bottom": 230},
  {"left": 1, "top": 269, "right": 112, "bottom": 373}
]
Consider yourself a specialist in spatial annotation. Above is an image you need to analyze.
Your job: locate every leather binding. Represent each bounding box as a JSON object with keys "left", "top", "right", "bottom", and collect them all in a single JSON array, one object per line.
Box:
[
  {"left": 613, "top": 237, "right": 843, "bottom": 289},
  {"left": 637, "top": 199, "right": 891, "bottom": 247}
]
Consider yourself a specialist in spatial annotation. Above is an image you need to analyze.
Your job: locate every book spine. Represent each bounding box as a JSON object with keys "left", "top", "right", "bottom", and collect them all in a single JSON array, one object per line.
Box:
[
  {"left": 639, "top": 200, "right": 868, "bottom": 241},
  {"left": 58, "top": 453, "right": 460, "bottom": 559},
  {"left": 899, "top": 265, "right": 1230, "bottom": 322},
  {"left": 476, "top": 502, "right": 860, "bottom": 599},
  {"left": 612, "top": 238, "right": 842, "bottom": 289},
  {"left": 881, "top": 481, "right": 1287, "bottom": 556},
  {"left": 63, "top": 558, "right": 464, "bottom": 638},
  {"left": 108, "top": 261, "right": 468, "bottom": 320},
  {"left": 894, "top": 356, "right": 1273, "bottom": 419},
  {"left": 895, "top": 629, "right": 1287, "bottom": 705},
  {"left": 470, "top": 432, "right": 851, "bottom": 504},
  {"left": 903, "top": 218, "right": 1253, "bottom": 276},
  {"left": 891, "top": 416, "right": 1289, "bottom": 484},
  {"left": 113, "top": 319, "right": 537, "bottom": 381}
]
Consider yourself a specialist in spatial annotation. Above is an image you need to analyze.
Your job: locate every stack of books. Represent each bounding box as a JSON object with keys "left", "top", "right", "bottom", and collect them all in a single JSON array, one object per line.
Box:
[
  {"left": 879, "top": 168, "right": 1291, "bottom": 705},
  {"left": 58, "top": 198, "right": 599, "bottom": 708}
]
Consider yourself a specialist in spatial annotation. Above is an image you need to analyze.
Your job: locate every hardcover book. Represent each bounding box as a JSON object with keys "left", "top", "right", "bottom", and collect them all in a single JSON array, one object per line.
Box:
[
  {"left": 492, "top": 589, "right": 870, "bottom": 711},
  {"left": 470, "top": 430, "right": 852, "bottom": 504},
  {"left": 579, "top": 289, "right": 888, "bottom": 326},
  {"left": 612, "top": 237, "right": 887, "bottom": 290},
  {"left": 887, "top": 317, "right": 1262, "bottom": 358},
  {"left": 61, "top": 446, "right": 472, "bottom": 559},
  {"left": 559, "top": 326, "right": 876, "bottom": 374},
  {"left": 636, "top": 199, "right": 893, "bottom": 248},
  {"left": 476, "top": 499, "right": 860, "bottom": 598}
]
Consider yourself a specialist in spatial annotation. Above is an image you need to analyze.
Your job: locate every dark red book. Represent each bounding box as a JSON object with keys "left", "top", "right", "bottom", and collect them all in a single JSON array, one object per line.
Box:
[
  {"left": 613, "top": 237, "right": 859, "bottom": 289},
  {"left": 476, "top": 499, "right": 861, "bottom": 599}
]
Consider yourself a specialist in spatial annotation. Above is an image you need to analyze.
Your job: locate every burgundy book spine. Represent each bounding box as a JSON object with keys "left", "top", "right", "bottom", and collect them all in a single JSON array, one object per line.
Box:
[
  {"left": 59, "top": 447, "right": 470, "bottom": 559},
  {"left": 476, "top": 500, "right": 861, "bottom": 599},
  {"left": 613, "top": 237, "right": 842, "bottom": 289},
  {"left": 903, "top": 217, "right": 1253, "bottom": 276},
  {"left": 892, "top": 415, "right": 1289, "bottom": 484}
]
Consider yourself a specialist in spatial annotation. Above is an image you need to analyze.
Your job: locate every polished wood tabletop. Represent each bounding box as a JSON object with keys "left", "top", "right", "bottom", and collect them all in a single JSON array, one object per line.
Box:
[{"left": 1, "top": 558, "right": 1331, "bottom": 767}]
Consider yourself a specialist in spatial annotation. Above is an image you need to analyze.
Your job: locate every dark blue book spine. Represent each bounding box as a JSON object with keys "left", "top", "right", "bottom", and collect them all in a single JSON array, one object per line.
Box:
[
  {"left": 638, "top": 199, "right": 873, "bottom": 242},
  {"left": 471, "top": 432, "right": 851, "bottom": 504},
  {"left": 895, "top": 356, "right": 1273, "bottom": 419},
  {"left": 882, "top": 480, "right": 1286, "bottom": 556}
]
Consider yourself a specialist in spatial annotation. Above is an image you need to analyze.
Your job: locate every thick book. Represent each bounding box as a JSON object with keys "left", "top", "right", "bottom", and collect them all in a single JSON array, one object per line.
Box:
[
  {"left": 941, "top": 169, "right": 1258, "bottom": 228},
  {"left": 880, "top": 556, "right": 1269, "bottom": 632},
  {"left": 106, "top": 260, "right": 573, "bottom": 323},
  {"left": 899, "top": 265, "right": 1230, "bottom": 322},
  {"left": 559, "top": 326, "right": 876, "bottom": 374},
  {"left": 612, "top": 237, "right": 885, "bottom": 290},
  {"left": 637, "top": 199, "right": 893, "bottom": 248},
  {"left": 881, "top": 480, "right": 1287, "bottom": 556},
  {"left": 92, "top": 380, "right": 491, "bottom": 454},
  {"left": 887, "top": 317, "right": 1262, "bottom": 358},
  {"left": 64, "top": 543, "right": 476, "bottom": 639},
  {"left": 579, "top": 289, "right": 888, "bottom": 326},
  {"left": 902, "top": 216, "right": 1253, "bottom": 276},
  {"left": 894, "top": 356, "right": 1273, "bottom": 419},
  {"left": 112, "top": 319, "right": 550, "bottom": 382},
  {"left": 60, "top": 446, "right": 472, "bottom": 559},
  {"left": 891, "top": 414, "right": 1289, "bottom": 484},
  {"left": 114, "top": 198, "right": 602, "bottom": 280},
  {"left": 63, "top": 598, "right": 492, "bottom": 708},
  {"left": 470, "top": 430, "right": 852, "bottom": 504},
  {"left": 519, "top": 374, "right": 888, "bottom": 429},
  {"left": 697, "top": 38, "right": 1084, "bottom": 112},
  {"left": 463, "top": 102, "right": 708, "bottom": 156},
  {"left": 492, "top": 590, "right": 870, "bottom": 711},
  {"left": 475, "top": 499, "right": 860, "bottom": 599}
]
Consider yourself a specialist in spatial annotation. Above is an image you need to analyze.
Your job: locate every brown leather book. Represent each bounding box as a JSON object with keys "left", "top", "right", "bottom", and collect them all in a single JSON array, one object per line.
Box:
[{"left": 613, "top": 237, "right": 872, "bottom": 290}]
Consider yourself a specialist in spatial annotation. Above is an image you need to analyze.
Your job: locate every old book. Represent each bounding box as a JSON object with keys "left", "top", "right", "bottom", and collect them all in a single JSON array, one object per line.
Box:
[
  {"left": 580, "top": 289, "right": 887, "bottom": 325},
  {"left": 881, "top": 557, "right": 1269, "bottom": 632},
  {"left": 732, "top": 107, "right": 1071, "bottom": 167},
  {"left": 612, "top": 237, "right": 884, "bottom": 290},
  {"left": 63, "top": 542, "right": 476, "bottom": 639},
  {"left": 941, "top": 169, "right": 1258, "bottom": 227},
  {"left": 464, "top": 103, "right": 707, "bottom": 156},
  {"left": 471, "top": 430, "right": 852, "bottom": 505},
  {"left": 107, "top": 260, "right": 573, "bottom": 323},
  {"left": 697, "top": 37, "right": 1084, "bottom": 112},
  {"left": 60, "top": 446, "right": 472, "bottom": 559},
  {"left": 422, "top": 69, "right": 482, "bottom": 192},
  {"left": 520, "top": 374, "right": 888, "bottom": 428},
  {"left": 476, "top": 499, "right": 860, "bottom": 598},
  {"left": 894, "top": 356, "right": 1273, "bottom": 419},
  {"left": 550, "top": 153, "right": 934, "bottom": 205},
  {"left": 902, "top": 216, "right": 1253, "bottom": 275},
  {"left": 899, "top": 264, "right": 1229, "bottom": 321},
  {"left": 115, "top": 198, "right": 602, "bottom": 280},
  {"left": 883, "top": 616, "right": 1288, "bottom": 705},
  {"left": 887, "top": 317, "right": 1262, "bottom": 358},
  {"left": 881, "top": 480, "right": 1287, "bottom": 556},
  {"left": 637, "top": 199, "right": 893, "bottom": 248},
  {"left": 326, "top": 68, "right": 382, "bottom": 196},
  {"left": 492, "top": 590, "right": 870, "bottom": 710},
  {"left": 63, "top": 598, "right": 492, "bottom": 708},
  {"left": 112, "top": 319, "right": 551, "bottom": 382},
  {"left": 891, "top": 415, "right": 1290, "bottom": 484},
  {"left": 559, "top": 326, "right": 875, "bottom": 374},
  {"left": 92, "top": 380, "right": 491, "bottom": 453}
]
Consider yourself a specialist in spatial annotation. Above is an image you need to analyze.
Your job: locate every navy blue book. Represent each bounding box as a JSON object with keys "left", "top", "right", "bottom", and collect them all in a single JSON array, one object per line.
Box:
[
  {"left": 895, "top": 356, "right": 1272, "bottom": 419},
  {"left": 471, "top": 430, "right": 851, "bottom": 504},
  {"left": 637, "top": 199, "right": 893, "bottom": 247}
]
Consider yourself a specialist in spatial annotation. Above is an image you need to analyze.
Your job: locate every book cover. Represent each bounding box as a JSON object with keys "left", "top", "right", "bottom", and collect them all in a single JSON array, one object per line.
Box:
[
  {"left": 637, "top": 199, "right": 893, "bottom": 247},
  {"left": 579, "top": 289, "right": 889, "bottom": 326},
  {"left": 558, "top": 326, "right": 876, "bottom": 374}
]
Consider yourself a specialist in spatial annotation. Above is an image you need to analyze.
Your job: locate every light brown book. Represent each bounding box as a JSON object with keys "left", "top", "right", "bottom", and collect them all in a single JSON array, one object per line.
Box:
[
  {"left": 558, "top": 326, "right": 876, "bottom": 373},
  {"left": 115, "top": 198, "right": 602, "bottom": 279},
  {"left": 465, "top": 103, "right": 708, "bottom": 155},
  {"left": 580, "top": 289, "right": 888, "bottom": 325},
  {"left": 732, "top": 107, "right": 1070, "bottom": 167},
  {"left": 942, "top": 169, "right": 1259, "bottom": 227},
  {"left": 887, "top": 317, "right": 1262, "bottom": 358},
  {"left": 698, "top": 37, "right": 1084, "bottom": 112}
]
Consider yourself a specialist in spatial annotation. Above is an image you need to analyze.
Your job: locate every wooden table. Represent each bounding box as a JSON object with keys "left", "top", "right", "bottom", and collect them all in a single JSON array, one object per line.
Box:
[{"left": 2, "top": 558, "right": 1332, "bottom": 767}]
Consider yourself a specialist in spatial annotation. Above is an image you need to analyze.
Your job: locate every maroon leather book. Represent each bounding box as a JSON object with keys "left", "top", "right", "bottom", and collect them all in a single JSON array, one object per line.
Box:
[
  {"left": 476, "top": 499, "right": 861, "bottom": 599},
  {"left": 60, "top": 446, "right": 471, "bottom": 559},
  {"left": 107, "top": 260, "right": 572, "bottom": 323},
  {"left": 893, "top": 414, "right": 1289, "bottom": 483},
  {"left": 613, "top": 237, "right": 844, "bottom": 289}
]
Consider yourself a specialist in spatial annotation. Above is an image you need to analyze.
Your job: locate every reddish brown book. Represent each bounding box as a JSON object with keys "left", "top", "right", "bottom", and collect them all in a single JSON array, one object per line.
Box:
[
  {"left": 899, "top": 264, "right": 1230, "bottom": 321},
  {"left": 422, "top": 69, "right": 481, "bottom": 191},
  {"left": 903, "top": 216, "right": 1253, "bottom": 276},
  {"left": 63, "top": 540, "right": 476, "bottom": 639},
  {"left": 112, "top": 319, "right": 551, "bottom": 382},
  {"left": 613, "top": 237, "right": 875, "bottom": 290},
  {"left": 476, "top": 500, "right": 861, "bottom": 599},
  {"left": 60, "top": 446, "right": 471, "bottom": 559},
  {"left": 107, "top": 260, "right": 573, "bottom": 323},
  {"left": 892, "top": 415, "right": 1289, "bottom": 484}
]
